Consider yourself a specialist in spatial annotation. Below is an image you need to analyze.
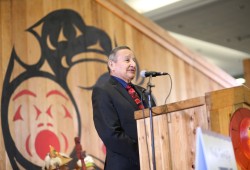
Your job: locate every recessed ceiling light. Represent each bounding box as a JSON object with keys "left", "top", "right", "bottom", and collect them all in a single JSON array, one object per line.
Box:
[{"left": 124, "top": 0, "right": 182, "bottom": 13}]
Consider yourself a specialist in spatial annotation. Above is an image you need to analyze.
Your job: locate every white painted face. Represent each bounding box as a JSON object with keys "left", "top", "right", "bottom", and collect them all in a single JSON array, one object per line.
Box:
[
  {"left": 9, "top": 77, "right": 78, "bottom": 166},
  {"left": 109, "top": 49, "right": 137, "bottom": 83}
]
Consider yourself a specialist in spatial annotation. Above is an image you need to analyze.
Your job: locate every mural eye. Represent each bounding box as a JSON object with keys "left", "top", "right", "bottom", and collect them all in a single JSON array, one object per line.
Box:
[
  {"left": 46, "top": 105, "right": 53, "bottom": 118},
  {"left": 13, "top": 105, "right": 23, "bottom": 121},
  {"left": 62, "top": 105, "right": 72, "bottom": 119},
  {"left": 73, "top": 25, "right": 83, "bottom": 38},
  {"left": 33, "top": 105, "right": 42, "bottom": 120},
  {"left": 47, "top": 35, "right": 56, "bottom": 50}
]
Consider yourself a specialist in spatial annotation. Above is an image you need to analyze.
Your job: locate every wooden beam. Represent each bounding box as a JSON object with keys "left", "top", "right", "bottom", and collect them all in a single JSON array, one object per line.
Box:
[{"left": 244, "top": 58, "right": 250, "bottom": 88}]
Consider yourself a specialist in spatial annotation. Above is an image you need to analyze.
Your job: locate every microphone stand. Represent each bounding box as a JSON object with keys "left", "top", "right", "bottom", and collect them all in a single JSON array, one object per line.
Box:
[{"left": 145, "top": 75, "right": 156, "bottom": 170}]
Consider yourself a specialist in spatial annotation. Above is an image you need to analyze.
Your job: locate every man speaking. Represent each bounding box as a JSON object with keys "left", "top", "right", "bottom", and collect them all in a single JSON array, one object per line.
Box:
[{"left": 92, "top": 46, "right": 155, "bottom": 170}]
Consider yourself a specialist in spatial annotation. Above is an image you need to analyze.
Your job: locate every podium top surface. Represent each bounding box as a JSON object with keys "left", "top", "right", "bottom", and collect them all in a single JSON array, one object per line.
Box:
[{"left": 134, "top": 96, "right": 205, "bottom": 120}]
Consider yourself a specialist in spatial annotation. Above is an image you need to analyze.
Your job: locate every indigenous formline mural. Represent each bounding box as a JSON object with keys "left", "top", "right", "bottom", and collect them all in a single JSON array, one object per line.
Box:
[{"left": 1, "top": 9, "right": 144, "bottom": 169}]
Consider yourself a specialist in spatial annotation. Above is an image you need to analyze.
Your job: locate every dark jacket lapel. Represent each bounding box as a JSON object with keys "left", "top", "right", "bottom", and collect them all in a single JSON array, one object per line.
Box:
[{"left": 109, "top": 77, "right": 139, "bottom": 109}]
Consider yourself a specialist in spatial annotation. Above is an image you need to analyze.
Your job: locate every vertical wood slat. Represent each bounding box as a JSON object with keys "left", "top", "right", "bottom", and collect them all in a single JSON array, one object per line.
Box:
[{"left": 0, "top": 1, "right": 12, "bottom": 169}]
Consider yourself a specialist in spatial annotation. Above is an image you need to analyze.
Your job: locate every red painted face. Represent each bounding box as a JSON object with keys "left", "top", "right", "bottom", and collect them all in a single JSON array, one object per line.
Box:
[
  {"left": 230, "top": 108, "right": 250, "bottom": 169},
  {"left": 9, "top": 77, "right": 78, "bottom": 166}
]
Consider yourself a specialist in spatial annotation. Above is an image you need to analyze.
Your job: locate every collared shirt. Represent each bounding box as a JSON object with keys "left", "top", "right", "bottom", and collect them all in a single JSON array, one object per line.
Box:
[{"left": 111, "top": 76, "right": 129, "bottom": 88}]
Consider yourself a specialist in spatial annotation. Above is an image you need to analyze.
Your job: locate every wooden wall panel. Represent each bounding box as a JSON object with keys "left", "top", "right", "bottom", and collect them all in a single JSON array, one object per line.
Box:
[{"left": 0, "top": 0, "right": 237, "bottom": 169}]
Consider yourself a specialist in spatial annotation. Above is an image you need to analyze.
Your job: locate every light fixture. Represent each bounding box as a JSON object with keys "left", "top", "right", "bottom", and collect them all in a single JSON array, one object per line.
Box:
[
  {"left": 236, "top": 78, "right": 245, "bottom": 85},
  {"left": 124, "top": 0, "right": 182, "bottom": 13}
]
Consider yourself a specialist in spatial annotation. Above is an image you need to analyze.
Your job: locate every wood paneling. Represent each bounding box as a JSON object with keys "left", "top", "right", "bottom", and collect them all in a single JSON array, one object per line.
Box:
[{"left": 136, "top": 100, "right": 208, "bottom": 169}]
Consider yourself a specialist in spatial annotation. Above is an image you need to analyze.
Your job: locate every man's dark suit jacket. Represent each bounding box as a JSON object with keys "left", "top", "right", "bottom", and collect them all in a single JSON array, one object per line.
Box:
[{"left": 92, "top": 76, "right": 155, "bottom": 170}]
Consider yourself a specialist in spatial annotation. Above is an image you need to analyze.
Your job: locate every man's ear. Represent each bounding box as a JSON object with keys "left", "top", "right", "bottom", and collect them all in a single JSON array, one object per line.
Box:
[{"left": 108, "top": 60, "right": 113, "bottom": 70}]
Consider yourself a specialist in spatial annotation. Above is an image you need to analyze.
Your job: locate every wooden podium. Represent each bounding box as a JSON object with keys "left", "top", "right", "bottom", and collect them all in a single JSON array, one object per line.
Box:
[{"left": 134, "top": 85, "right": 250, "bottom": 170}]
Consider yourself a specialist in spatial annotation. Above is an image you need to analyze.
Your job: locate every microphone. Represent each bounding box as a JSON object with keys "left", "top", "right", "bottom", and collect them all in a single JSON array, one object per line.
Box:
[{"left": 140, "top": 70, "right": 168, "bottom": 77}]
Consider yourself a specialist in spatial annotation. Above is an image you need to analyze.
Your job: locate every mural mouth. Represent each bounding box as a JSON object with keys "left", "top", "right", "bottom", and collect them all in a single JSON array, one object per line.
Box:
[{"left": 34, "top": 130, "right": 60, "bottom": 160}]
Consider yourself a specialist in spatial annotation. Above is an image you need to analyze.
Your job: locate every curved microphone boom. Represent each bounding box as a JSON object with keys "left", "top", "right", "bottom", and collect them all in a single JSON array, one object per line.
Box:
[{"left": 140, "top": 70, "right": 168, "bottom": 77}]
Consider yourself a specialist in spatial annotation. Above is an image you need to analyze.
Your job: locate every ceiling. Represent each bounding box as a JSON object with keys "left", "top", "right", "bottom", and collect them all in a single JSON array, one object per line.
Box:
[{"left": 124, "top": 0, "right": 250, "bottom": 79}]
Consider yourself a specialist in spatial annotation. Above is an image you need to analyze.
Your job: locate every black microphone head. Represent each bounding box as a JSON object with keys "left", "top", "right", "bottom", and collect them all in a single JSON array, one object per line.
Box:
[{"left": 140, "top": 70, "right": 168, "bottom": 77}]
